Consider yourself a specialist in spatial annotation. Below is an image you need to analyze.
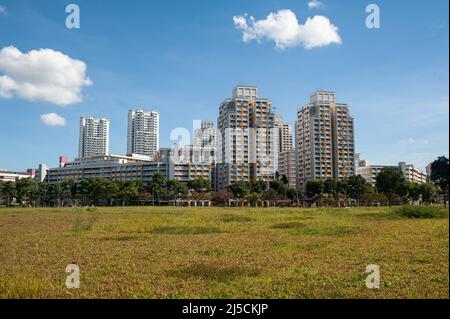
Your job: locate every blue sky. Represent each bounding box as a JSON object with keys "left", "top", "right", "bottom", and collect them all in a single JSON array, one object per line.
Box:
[{"left": 0, "top": 0, "right": 448, "bottom": 171}]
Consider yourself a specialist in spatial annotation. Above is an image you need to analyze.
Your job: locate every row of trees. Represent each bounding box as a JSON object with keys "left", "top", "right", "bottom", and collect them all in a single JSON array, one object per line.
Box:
[
  {"left": 1, "top": 157, "right": 448, "bottom": 208},
  {"left": 0, "top": 173, "right": 217, "bottom": 207},
  {"left": 304, "top": 156, "right": 449, "bottom": 207},
  {"left": 306, "top": 172, "right": 438, "bottom": 207}
]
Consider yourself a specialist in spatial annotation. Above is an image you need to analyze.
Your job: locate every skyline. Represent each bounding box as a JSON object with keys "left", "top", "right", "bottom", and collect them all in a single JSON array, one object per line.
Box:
[{"left": 0, "top": 0, "right": 448, "bottom": 171}]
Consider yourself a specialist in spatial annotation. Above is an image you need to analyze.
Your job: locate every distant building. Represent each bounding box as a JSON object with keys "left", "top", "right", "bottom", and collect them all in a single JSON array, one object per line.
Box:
[
  {"left": 35, "top": 164, "right": 49, "bottom": 182},
  {"left": 357, "top": 160, "right": 397, "bottom": 186},
  {"left": 194, "top": 121, "right": 219, "bottom": 148},
  {"left": 274, "top": 116, "right": 293, "bottom": 154},
  {"left": 79, "top": 117, "right": 110, "bottom": 158},
  {"left": 59, "top": 156, "right": 69, "bottom": 168},
  {"left": 127, "top": 109, "right": 159, "bottom": 157},
  {"left": 357, "top": 160, "right": 428, "bottom": 185},
  {"left": 46, "top": 150, "right": 212, "bottom": 186},
  {"left": 0, "top": 169, "right": 33, "bottom": 182},
  {"left": 193, "top": 120, "right": 220, "bottom": 164},
  {"left": 277, "top": 149, "right": 297, "bottom": 189},
  {"left": 296, "top": 91, "right": 355, "bottom": 191},
  {"left": 399, "top": 162, "right": 428, "bottom": 184},
  {"left": 426, "top": 163, "right": 433, "bottom": 177}
]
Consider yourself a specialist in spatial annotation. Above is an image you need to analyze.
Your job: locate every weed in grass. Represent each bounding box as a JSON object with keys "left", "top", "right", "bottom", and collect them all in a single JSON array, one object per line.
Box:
[
  {"left": 101, "top": 234, "right": 147, "bottom": 241},
  {"left": 168, "top": 263, "right": 260, "bottom": 282},
  {"left": 151, "top": 226, "right": 222, "bottom": 235},
  {"left": 271, "top": 222, "right": 306, "bottom": 229},
  {"left": 219, "top": 214, "right": 255, "bottom": 223},
  {"left": 72, "top": 210, "right": 99, "bottom": 233},
  {"left": 395, "top": 206, "right": 448, "bottom": 219},
  {"left": 298, "top": 224, "right": 364, "bottom": 236}
]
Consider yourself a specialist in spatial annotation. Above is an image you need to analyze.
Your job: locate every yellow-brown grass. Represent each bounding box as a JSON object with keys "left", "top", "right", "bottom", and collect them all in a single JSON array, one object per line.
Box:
[{"left": 0, "top": 206, "right": 448, "bottom": 299}]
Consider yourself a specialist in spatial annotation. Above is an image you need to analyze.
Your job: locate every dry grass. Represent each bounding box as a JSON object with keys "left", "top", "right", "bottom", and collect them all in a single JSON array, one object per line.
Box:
[{"left": 0, "top": 206, "right": 448, "bottom": 299}]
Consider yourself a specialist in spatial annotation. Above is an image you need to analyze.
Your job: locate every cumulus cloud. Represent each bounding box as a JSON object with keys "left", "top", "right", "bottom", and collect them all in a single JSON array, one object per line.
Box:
[
  {"left": 40, "top": 113, "right": 67, "bottom": 126},
  {"left": 0, "top": 46, "right": 92, "bottom": 106},
  {"left": 400, "top": 138, "right": 429, "bottom": 145},
  {"left": 308, "top": 0, "right": 324, "bottom": 9},
  {"left": 233, "top": 9, "right": 341, "bottom": 50},
  {"left": 0, "top": 5, "right": 6, "bottom": 15}
]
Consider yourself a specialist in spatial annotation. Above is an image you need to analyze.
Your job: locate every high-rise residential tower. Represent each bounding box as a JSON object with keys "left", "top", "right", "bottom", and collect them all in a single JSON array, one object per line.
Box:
[
  {"left": 79, "top": 117, "right": 110, "bottom": 158},
  {"left": 216, "top": 86, "right": 277, "bottom": 190},
  {"left": 274, "top": 116, "right": 293, "bottom": 154},
  {"left": 296, "top": 91, "right": 355, "bottom": 191},
  {"left": 194, "top": 120, "right": 219, "bottom": 148},
  {"left": 127, "top": 109, "right": 159, "bottom": 157}
]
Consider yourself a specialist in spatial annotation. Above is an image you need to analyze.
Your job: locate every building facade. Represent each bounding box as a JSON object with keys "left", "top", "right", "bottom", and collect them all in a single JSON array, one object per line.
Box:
[
  {"left": 127, "top": 109, "right": 160, "bottom": 157},
  {"left": 357, "top": 160, "right": 428, "bottom": 185},
  {"left": 277, "top": 149, "right": 297, "bottom": 189},
  {"left": 79, "top": 117, "right": 110, "bottom": 158},
  {"left": 216, "top": 86, "right": 277, "bottom": 191},
  {"left": 296, "top": 91, "right": 355, "bottom": 191},
  {"left": 399, "top": 162, "right": 428, "bottom": 184},
  {"left": 0, "top": 170, "right": 33, "bottom": 182},
  {"left": 274, "top": 116, "right": 293, "bottom": 154},
  {"left": 46, "top": 149, "right": 212, "bottom": 186}
]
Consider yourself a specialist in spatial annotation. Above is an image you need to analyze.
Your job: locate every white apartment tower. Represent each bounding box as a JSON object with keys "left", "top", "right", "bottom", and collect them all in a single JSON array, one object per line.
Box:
[
  {"left": 216, "top": 86, "right": 277, "bottom": 190},
  {"left": 127, "top": 109, "right": 160, "bottom": 157},
  {"left": 296, "top": 91, "right": 355, "bottom": 191},
  {"left": 274, "top": 116, "right": 293, "bottom": 153},
  {"left": 194, "top": 120, "right": 219, "bottom": 148},
  {"left": 79, "top": 117, "right": 110, "bottom": 158}
]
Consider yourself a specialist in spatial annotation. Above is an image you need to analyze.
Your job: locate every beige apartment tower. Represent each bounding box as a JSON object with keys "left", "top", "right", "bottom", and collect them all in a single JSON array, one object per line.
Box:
[
  {"left": 216, "top": 86, "right": 277, "bottom": 191},
  {"left": 296, "top": 91, "right": 355, "bottom": 191}
]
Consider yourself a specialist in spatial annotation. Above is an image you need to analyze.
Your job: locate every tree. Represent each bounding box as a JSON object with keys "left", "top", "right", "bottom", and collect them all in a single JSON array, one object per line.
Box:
[
  {"left": 419, "top": 183, "right": 437, "bottom": 205},
  {"left": 305, "top": 180, "right": 324, "bottom": 205},
  {"left": 406, "top": 182, "right": 421, "bottom": 203},
  {"left": 147, "top": 173, "right": 167, "bottom": 205},
  {"left": 117, "top": 181, "right": 140, "bottom": 204},
  {"left": 15, "top": 178, "right": 36, "bottom": 206},
  {"left": 103, "top": 179, "right": 119, "bottom": 206},
  {"left": 35, "top": 181, "right": 49, "bottom": 206},
  {"left": 269, "top": 179, "right": 287, "bottom": 198},
  {"left": 336, "top": 179, "right": 349, "bottom": 197},
  {"left": 286, "top": 188, "right": 298, "bottom": 201},
  {"left": 347, "top": 175, "right": 370, "bottom": 205},
  {"left": 280, "top": 175, "right": 289, "bottom": 185},
  {"left": 375, "top": 167, "right": 405, "bottom": 207},
  {"left": 166, "top": 180, "right": 188, "bottom": 201},
  {"left": 227, "top": 181, "right": 249, "bottom": 200},
  {"left": 187, "top": 179, "right": 211, "bottom": 193},
  {"left": 210, "top": 191, "right": 232, "bottom": 206},
  {"left": 430, "top": 156, "right": 449, "bottom": 207},
  {"left": 2, "top": 181, "right": 16, "bottom": 206},
  {"left": 249, "top": 180, "right": 267, "bottom": 194},
  {"left": 323, "top": 179, "right": 337, "bottom": 197},
  {"left": 245, "top": 192, "right": 261, "bottom": 206}
]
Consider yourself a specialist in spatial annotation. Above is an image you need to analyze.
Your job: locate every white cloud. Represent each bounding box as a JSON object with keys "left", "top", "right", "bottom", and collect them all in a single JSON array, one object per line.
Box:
[
  {"left": 0, "top": 46, "right": 92, "bottom": 106},
  {"left": 308, "top": 0, "right": 324, "bottom": 9},
  {"left": 0, "top": 5, "right": 6, "bottom": 15},
  {"left": 40, "top": 113, "right": 67, "bottom": 126},
  {"left": 400, "top": 138, "right": 429, "bottom": 145},
  {"left": 233, "top": 9, "right": 341, "bottom": 50}
]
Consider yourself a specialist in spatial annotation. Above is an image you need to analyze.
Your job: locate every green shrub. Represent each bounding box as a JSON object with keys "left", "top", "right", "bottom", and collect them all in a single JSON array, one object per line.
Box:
[{"left": 395, "top": 206, "right": 448, "bottom": 219}]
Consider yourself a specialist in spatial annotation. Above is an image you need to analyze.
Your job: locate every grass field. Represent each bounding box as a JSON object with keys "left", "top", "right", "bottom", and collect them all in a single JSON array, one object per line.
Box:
[{"left": 0, "top": 206, "right": 448, "bottom": 299}]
